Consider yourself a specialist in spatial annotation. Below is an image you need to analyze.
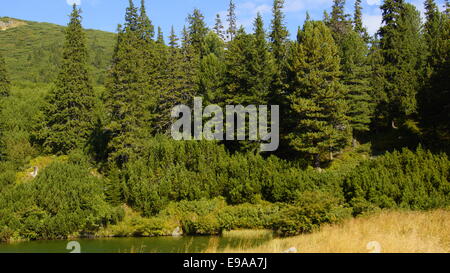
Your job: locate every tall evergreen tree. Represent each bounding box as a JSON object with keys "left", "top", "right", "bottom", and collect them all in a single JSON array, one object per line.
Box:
[
  {"left": 199, "top": 31, "right": 226, "bottom": 104},
  {"left": 105, "top": 1, "right": 154, "bottom": 166},
  {"left": 154, "top": 26, "right": 198, "bottom": 135},
  {"left": 270, "top": 0, "right": 289, "bottom": 63},
  {"left": 223, "top": 16, "right": 274, "bottom": 106},
  {"left": 341, "top": 30, "right": 374, "bottom": 135},
  {"left": 157, "top": 26, "right": 165, "bottom": 45},
  {"left": 378, "top": 1, "right": 425, "bottom": 126},
  {"left": 169, "top": 25, "right": 179, "bottom": 48},
  {"left": 353, "top": 0, "right": 370, "bottom": 42},
  {"left": 137, "top": 0, "right": 155, "bottom": 41},
  {"left": 286, "top": 21, "right": 351, "bottom": 166},
  {"left": 419, "top": 0, "right": 450, "bottom": 145},
  {"left": 125, "top": 0, "right": 139, "bottom": 31},
  {"left": 187, "top": 9, "right": 209, "bottom": 57},
  {"left": 328, "top": 0, "right": 352, "bottom": 45},
  {"left": 0, "top": 52, "right": 10, "bottom": 97},
  {"left": 227, "top": 0, "right": 237, "bottom": 40},
  {"left": 34, "top": 5, "right": 96, "bottom": 154},
  {"left": 214, "top": 13, "right": 226, "bottom": 41}
]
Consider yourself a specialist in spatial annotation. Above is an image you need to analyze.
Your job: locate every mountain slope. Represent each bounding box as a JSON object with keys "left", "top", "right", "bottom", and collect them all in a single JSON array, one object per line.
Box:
[{"left": 0, "top": 17, "right": 116, "bottom": 85}]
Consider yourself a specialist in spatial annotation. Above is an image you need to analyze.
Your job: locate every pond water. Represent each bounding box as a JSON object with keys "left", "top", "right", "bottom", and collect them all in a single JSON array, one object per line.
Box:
[{"left": 0, "top": 235, "right": 271, "bottom": 253}]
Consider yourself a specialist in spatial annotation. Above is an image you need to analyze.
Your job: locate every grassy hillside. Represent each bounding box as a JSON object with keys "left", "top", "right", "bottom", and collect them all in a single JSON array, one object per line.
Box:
[{"left": 0, "top": 17, "right": 116, "bottom": 85}]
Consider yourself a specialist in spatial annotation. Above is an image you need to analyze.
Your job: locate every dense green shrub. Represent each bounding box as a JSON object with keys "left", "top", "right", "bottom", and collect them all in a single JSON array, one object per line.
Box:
[
  {"left": 271, "top": 192, "right": 352, "bottom": 236},
  {"left": 0, "top": 161, "right": 122, "bottom": 241},
  {"left": 121, "top": 136, "right": 345, "bottom": 216},
  {"left": 343, "top": 147, "right": 450, "bottom": 214}
]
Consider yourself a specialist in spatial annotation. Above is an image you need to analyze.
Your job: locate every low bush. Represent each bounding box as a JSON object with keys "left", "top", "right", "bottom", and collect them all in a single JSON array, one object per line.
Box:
[
  {"left": 343, "top": 147, "right": 450, "bottom": 214},
  {"left": 0, "top": 161, "right": 122, "bottom": 241}
]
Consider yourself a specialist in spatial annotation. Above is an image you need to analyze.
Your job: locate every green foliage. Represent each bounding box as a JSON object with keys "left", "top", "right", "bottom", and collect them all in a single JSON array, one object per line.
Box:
[
  {"left": 0, "top": 161, "right": 121, "bottom": 241},
  {"left": 104, "top": 1, "right": 156, "bottom": 166},
  {"left": 0, "top": 51, "right": 10, "bottom": 97},
  {"left": 419, "top": 1, "right": 450, "bottom": 148},
  {"left": 33, "top": 7, "right": 97, "bottom": 155},
  {"left": 344, "top": 147, "right": 450, "bottom": 213},
  {"left": 119, "top": 136, "right": 345, "bottom": 216},
  {"left": 378, "top": 1, "right": 426, "bottom": 123},
  {"left": 0, "top": 84, "right": 46, "bottom": 164},
  {"left": 286, "top": 20, "right": 351, "bottom": 165}
]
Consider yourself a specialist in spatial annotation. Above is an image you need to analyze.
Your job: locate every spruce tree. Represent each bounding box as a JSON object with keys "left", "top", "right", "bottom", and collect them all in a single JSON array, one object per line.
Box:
[
  {"left": 169, "top": 25, "right": 179, "bottom": 48},
  {"left": 154, "top": 27, "right": 198, "bottom": 135},
  {"left": 270, "top": 0, "right": 289, "bottom": 63},
  {"left": 35, "top": 5, "right": 96, "bottom": 154},
  {"left": 341, "top": 30, "right": 374, "bottom": 135},
  {"left": 223, "top": 16, "right": 274, "bottom": 106},
  {"left": 157, "top": 26, "right": 165, "bottom": 45},
  {"left": 353, "top": 0, "right": 370, "bottom": 42},
  {"left": 125, "top": 0, "right": 139, "bottom": 31},
  {"left": 222, "top": 22, "right": 275, "bottom": 152},
  {"left": 214, "top": 14, "right": 226, "bottom": 41},
  {"left": 187, "top": 9, "right": 209, "bottom": 57},
  {"left": 419, "top": 0, "right": 450, "bottom": 145},
  {"left": 286, "top": 21, "right": 351, "bottom": 166},
  {"left": 0, "top": 52, "right": 10, "bottom": 97},
  {"left": 378, "top": 1, "right": 425, "bottom": 126},
  {"left": 328, "top": 0, "right": 352, "bottom": 45},
  {"left": 199, "top": 31, "right": 225, "bottom": 104},
  {"left": 105, "top": 1, "right": 154, "bottom": 166},
  {"left": 227, "top": 0, "right": 237, "bottom": 40},
  {"left": 137, "top": 0, "right": 154, "bottom": 41},
  {"left": 338, "top": 2, "right": 374, "bottom": 136}
]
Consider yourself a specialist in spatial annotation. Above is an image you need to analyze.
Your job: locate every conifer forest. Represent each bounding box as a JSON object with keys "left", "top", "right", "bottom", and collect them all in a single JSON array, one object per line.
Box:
[{"left": 0, "top": 0, "right": 449, "bottom": 253}]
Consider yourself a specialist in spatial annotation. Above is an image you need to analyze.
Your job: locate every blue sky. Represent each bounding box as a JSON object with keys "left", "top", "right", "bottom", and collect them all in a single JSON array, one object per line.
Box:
[{"left": 0, "top": 0, "right": 446, "bottom": 39}]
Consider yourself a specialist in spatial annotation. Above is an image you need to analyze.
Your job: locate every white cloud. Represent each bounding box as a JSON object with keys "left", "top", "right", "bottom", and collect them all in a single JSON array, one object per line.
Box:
[
  {"left": 284, "top": 0, "right": 333, "bottom": 13},
  {"left": 66, "top": 0, "right": 81, "bottom": 6},
  {"left": 367, "top": 0, "right": 381, "bottom": 6},
  {"left": 363, "top": 14, "right": 382, "bottom": 35}
]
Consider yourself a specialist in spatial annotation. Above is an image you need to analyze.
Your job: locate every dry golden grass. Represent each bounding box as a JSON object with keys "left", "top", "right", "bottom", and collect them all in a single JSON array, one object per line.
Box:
[{"left": 206, "top": 210, "right": 450, "bottom": 253}]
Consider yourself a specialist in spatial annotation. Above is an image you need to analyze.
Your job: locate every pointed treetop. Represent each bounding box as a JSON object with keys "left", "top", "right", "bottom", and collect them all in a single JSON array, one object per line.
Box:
[
  {"left": 270, "top": 0, "right": 289, "bottom": 62},
  {"left": 254, "top": 12, "right": 265, "bottom": 39},
  {"left": 227, "top": 0, "right": 237, "bottom": 40},
  {"left": 214, "top": 13, "right": 226, "bottom": 40},
  {"left": 353, "top": 0, "right": 369, "bottom": 41},
  {"left": 138, "top": 0, "right": 155, "bottom": 40},
  {"left": 157, "top": 26, "right": 165, "bottom": 45},
  {"left": 125, "top": 0, "right": 139, "bottom": 31},
  {"left": 169, "top": 25, "right": 179, "bottom": 48}
]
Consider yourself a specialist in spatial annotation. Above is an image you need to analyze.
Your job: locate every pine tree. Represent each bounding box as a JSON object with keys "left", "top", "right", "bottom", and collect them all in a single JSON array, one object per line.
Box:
[
  {"left": 270, "top": 0, "right": 289, "bottom": 63},
  {"left": 335, "top": 1, "right": 374, "bottom": 136},
  {"left": 157, "top": 26, "right": 165, "bottom": 45},
  {"left": 419, "top": 0, "right": 450, "bottom": 145},
  {"left": 341, "top": 30, "right": 374, "bottom": 135},
  {"left": 105, "top": 2, "right": 154, "bottom": 166},
  {"left": 187, "top": 9, "right": 209, "bottom": 57},
  {"left": 286, "top": 21, "right": 351, "bottom": 166},
  {"left": 0, "top": 52, "right": 10, "bottom": 97},
  {"left": 227, "top": 0, "right": 237, "bottom": 40},
  {"left": 34, "top": 5, "right": 96, "bottom": 154},
  {"left": 137, "top": 0, "right": 154, "bottom": 41},
  {"left": 214, "top": 14, "right": 226, "bottom": 41},
  {"left": 353, "top": 0, "right": 370, "bottom": 42},
  {"left": 328, "top": 0, "right": 352, "bottom": 45},
  {"left": 199, "top": 31, "right": 225, "bottom": 103},
  {"left": 154, "top": 26, "right": 197, "bottom": 135},
  {"left": 169, "top": 25, "right": 179, "bottom": 48},
  {"left": 378, "top": 1, "right": 425, "bottom": 126},
  {"left": 125, "top": 0, "right": 139, "bottom": 31},
  {"left": 223, "top": 16, "right": 274, "bottom": 106}
]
